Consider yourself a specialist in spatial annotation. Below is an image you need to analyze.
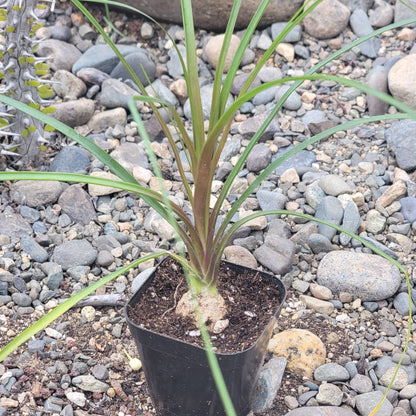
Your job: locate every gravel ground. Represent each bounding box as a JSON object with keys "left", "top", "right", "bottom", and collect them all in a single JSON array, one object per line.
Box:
[{"left": 1, "top": 1, "right": 416, "bottom": 415}]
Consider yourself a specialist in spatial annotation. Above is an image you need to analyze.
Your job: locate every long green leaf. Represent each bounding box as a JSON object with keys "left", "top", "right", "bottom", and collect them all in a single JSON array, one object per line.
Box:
[
  {"left": 0, "top": 252, "right": 167, "bottom": 362},
  {"left": 181, "top": 0, "right": 205, "bottom": 155},
  {"left": 208, "top": 0, "right": 242, "bottom": 126}
]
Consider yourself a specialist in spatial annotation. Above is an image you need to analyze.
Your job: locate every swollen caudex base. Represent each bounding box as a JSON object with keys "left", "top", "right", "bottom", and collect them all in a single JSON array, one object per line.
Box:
[
  {"left": 0, "top": 0, "right": 53, "bottom": 167},
  {"left": 175, "top": 288, "right": 228, "bottom": 332}
]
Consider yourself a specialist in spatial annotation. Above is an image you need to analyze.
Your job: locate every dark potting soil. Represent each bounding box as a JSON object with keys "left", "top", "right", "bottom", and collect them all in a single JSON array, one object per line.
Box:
[{"left": 127, "top": 257, "right": 283, "bottom": 353}]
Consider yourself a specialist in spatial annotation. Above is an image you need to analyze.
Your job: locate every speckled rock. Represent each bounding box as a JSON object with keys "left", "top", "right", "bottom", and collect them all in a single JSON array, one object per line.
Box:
[{"left": 317, "top": 251, "right": 401, "bottom": 301}]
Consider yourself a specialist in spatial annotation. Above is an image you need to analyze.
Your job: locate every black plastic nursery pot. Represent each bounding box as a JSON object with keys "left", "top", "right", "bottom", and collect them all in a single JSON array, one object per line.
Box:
[{"left": 125, "top": 260, "right": 287, "bottom": 416}]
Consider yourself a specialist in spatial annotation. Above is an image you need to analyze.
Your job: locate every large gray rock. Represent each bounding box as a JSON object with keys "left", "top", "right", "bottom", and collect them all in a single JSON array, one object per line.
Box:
[
  {"left": 317, "top": 251, "right": 401, "bottom": 301},
  {"left": 116, "top": 0, "right": 303, "bottom": 32}
]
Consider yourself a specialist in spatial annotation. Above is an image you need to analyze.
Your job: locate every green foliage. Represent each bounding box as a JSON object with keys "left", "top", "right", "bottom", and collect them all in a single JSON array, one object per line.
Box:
[{"left": 0, "top": 0, "right": 415, "bottom": 414}]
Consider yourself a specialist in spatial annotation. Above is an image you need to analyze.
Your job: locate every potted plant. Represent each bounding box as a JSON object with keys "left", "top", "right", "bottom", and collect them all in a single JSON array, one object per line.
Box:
[{"left": 0, "top": 0, "right": 415, "bottom": 414}]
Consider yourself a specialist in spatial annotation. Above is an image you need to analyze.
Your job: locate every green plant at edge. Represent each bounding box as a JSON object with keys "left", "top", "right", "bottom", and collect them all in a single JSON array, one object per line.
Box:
[{"left": 0, "top": 0, "right": 415, "bottom": 414}]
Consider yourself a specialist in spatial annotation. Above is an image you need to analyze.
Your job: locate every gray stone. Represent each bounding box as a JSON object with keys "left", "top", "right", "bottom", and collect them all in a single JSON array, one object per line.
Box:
[
  {"left": 20, "top": 206, "right": 40, "bottom": 222},
  {"left": 251, "top": 357, "right": 287, "bottom": 412},
  {"left": 98, "top": 78, "right": 144, "bottom": 110},
  {"left": 96, "top": 250, "right": 114, "bottom": 267},
  {"left": 87, "top": 107, "right": 127, "bottom": 132},
  {"left": 52, "top": 69, "right": 86, "bottom": 99},
  {"left": 167, "top": 44, "right": 186, "bottom": 78},
  {"left": 28, "top": 339, "right": 46, "bottom": 353},
  {"left": 314, "top": 363, "right": 350, "bottom": 382},
  {"left": 230, "top": 72, "right": 262, "bottom": 96},
  {"left": 297, "top": 391, "right": 317, "bottom": 405},
  {"left": 258, "top": 67, "right": 283, "bottom": 83},
  {"left": 11, "top": 293, "right": 32, "bottom": 307},
  {"left": 369, "top": 0, "right": 394, "bottom": 27},
  {"left": 350, "top": 9, "right": 380, "bottom": 58},
  {"left": 110, "top": 142, "right": 149, "bottom": 173},
  {"left": 305, "top": 182, "right": 326, "bottom": 210},
  {"left": 52, "top": 99, "right": 96, "bottom": 128},
  {"left": 50, "top": 147, "right": 90, "bottom": 174},
  {"left": 246, "top": 144, "right": 272, "bottom": 172},
  {"left": 20, "top": 235, "right": 49, "bottom": 263},
  {"left": 318, "top": 251, "right": 401, "bottom": 301},
  {"left": 0, "top": 212, "right": 32, "bottom": 238},
  {"left": 132, "top": 267, "right": 155, "bottom": 293},
  {"left": 356, "top": 391, "right": 393, "bottom": 416},
  {"left": 76, "top": 67, "right": 111, "bottom": 85},
  {"left": 345, "top": 362, "right": 358, "bottom": 379},
  {"left": 307, "top": 233, "right": 333, "bottom": 253},
  {"left": 302, "top": 110, "right": 326, "bottom": 125},
  {"left": 340, "top": 201, "right": 361, "bottom": 245},
  {"left": 146, "top": 79, "right": 179, "bottom": 108},
  {"left": 252, "top": 86, "right": 278, "bottom": 106},
  {"left": 319, "top": 175, "right": 353, "bottom": 196},
  {"left": 58, "top": 185, "right": 96, "bottom": 226},
  {"left": 385, "top": 120, "right": 416, "bottom": 171},
  {"left": 271, "top": 22, "right": 302, "bottom": 43},
  {"left": 238, "top": 112, "right": 280, "bottom": 141},
  {"left": 256, "top": 190, "right": 288, "bottom": 220},
  {"left": 350, "top": 374, "right": 373, "bottom": 393},
  {"left": 379, "top": 320, "right": 398, "bottom": 336},
  {"left": 110, "top": 51, "right": 156, "bottom": 86},
  {"left": 254, "top": 236, "right": 295, "bottom": 275},
  {"left": 36, "top": 39, "right": 82, "bottom": 71},
  {"left": 11, "top": 181, "right": 63, "bottom": 208},
  {"left": 91, "top": 364, "right": 109, "bottom": 381},
  {"left": 72, "top": 44, "right": 139, "bottom": 74},
  {"left": 71, "top": 375, "right": 109, "bottom": 392},
  {"left": 52, "top": 240, "right": 97, "bottom": 270},
  {"left": 256, "top": 32, "right": 272, "bottom": 50},
  {"left": 316, "top": 383, "right": 343, "bottom": 406},
  {"left": 294, "top": 44, "right": 310, "bottom": 60},
  {"left": 315, "top": 196, "right": 344, "bottom": 240},
  {"left": 274, "top": 147, "right": 316, "bottom": 176},
  {"left": 394, "top": 292, "right": 415, "bottom": 316},
  {"left": 367, "top": 209, "right": 387, "bottom": 234},
  {"left": 275, "top": 85, "right": 302, "bottom": 110},
  {"left": 50, "top": 25, "right": 71, "bottom": 41},
  {"left": 367, "top": 66, "right": 389, "bottom": 116},
  {"left": 400, "top": 197, "right": 416, "bottom": 223}
]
